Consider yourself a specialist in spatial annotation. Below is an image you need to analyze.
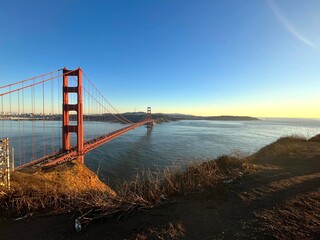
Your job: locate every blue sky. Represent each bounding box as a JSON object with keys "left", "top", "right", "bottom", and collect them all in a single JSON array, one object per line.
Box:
[{"left": 0, "top": 0, "right": 319, "bottom": 117}]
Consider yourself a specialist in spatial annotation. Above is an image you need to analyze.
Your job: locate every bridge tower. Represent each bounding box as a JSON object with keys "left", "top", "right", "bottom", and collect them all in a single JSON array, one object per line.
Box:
[
  {"left": 146, "top": 107, "right": 153, "bottom": 128},
  {"left": 62, "top": 68, "right": 84, "bottom": 164}
]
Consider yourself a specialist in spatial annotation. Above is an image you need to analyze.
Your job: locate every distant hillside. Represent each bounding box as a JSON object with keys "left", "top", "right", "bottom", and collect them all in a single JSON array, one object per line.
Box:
[
  {"left": 82, "top": 113, "right": 259, "bottom": 123},
  {"left": 203, "top": 116, "right": 259, "bottom": 121},
  {"left": 122, "top": 113, "right": 259, "bottom": 122},
  {"left": 165, "top": 114, "right": 259, "bottom": 121}
]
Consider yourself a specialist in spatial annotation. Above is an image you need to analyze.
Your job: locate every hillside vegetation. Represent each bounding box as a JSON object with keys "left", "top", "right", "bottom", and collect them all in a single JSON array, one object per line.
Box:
[{"left": 0, "top": 134, "right": 319, "bottom": 239}]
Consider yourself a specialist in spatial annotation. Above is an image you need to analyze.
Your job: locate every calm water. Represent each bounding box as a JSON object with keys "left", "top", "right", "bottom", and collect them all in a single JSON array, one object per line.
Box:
[{"left": 1, "top": 118, "right": 320, "bottom": 183}]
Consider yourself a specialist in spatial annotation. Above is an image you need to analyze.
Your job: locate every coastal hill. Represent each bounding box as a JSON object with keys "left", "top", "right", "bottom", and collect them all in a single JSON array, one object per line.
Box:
[
  {"left": 1, "top": 134, "right": 319, "bottom": 239},
  {"left": 121, "top": 112, "right": 259, "bottom": 123},
  {"left": 164, "top": 113, "right": 259, "bottom": 121}
]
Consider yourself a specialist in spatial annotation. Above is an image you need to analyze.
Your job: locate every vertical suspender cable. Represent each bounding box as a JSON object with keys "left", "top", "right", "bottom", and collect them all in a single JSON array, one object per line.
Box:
[
  {"left": 51, "top": 73, "right": 54, "bottom": 153},
  {"left": 18, "top": 91, "right": 21, "bottom": 166},
  {"left": 32, "top": 78, "right": 35, "bottom": 160},
  {"left": 9, "top": 86, "right": 12, "bottom": 141},
  {"left": 22, "top": 82, "right": 25, "bottom": 164},
  {"left": 42, "top": 80, "right": 45, "bottom": 157}
]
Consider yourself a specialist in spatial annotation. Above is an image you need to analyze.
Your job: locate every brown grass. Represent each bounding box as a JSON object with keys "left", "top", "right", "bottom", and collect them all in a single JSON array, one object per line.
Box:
[
  {"left": 162, "top": 155, "right": 249, "bottom": 194},
  {"left": 2, "top": 135, "right": 310, "bottom": 229},
  {"left": 254, "top": 190, "right": 320, "bottom": 239},
  {"left": 74, "top": 155, "right": 251, "bottom": 228},
  {"left": 254, "top": 135, "right": 307, "bottom": 157},
  {"left": 2, "top": 134, "right": 319, "bottom": 237},
  {"left": 0, "top": 155, "right": 251, "bottom": 229},
  {"left": 115, "top": 155, "right": 250, "bottom": 206},
  {"left": 0, "top": 161, "right": 115, "bottom": 217},
  {"left": 308, "top": 134, "right": 320, "bottom": 142},
  {"left": 73, "top": 155, "right": 251, "bottom": 227},
  {"left": 134, "top": 222, "right": 185, "bottom": 240}
]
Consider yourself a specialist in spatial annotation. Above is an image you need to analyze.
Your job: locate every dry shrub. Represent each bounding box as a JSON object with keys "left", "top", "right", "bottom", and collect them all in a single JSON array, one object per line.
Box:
[
  {"left": 163, "top": 155, "right": 249, "bottom": 195},
  {"left": 116, "top": 170, "right": 164, "bottom": 208},
  {"left": 115, "top": 155, "right": 250, "bottom": 207}
]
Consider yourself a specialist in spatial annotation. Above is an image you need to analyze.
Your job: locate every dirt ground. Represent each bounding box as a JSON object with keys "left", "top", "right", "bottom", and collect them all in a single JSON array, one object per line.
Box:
[{"left": 1, "top": 137, "right": 320, "bottom": 240}]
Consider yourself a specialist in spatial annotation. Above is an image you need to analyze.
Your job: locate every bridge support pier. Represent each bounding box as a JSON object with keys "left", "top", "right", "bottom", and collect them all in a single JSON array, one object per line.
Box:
[{"left": 62, "top": 68, "right": 84, "bottom": 164}]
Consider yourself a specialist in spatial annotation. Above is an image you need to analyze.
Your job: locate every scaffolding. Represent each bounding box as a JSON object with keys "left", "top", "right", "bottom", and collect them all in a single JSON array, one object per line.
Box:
[{"left": 0, "top": 138, "right": 10, "bottom": 189}]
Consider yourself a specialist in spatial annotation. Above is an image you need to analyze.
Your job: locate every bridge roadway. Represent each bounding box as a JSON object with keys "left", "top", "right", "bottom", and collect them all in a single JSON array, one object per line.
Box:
[{"left": 16, "top": 120, "right": 153, "bottom": 170}]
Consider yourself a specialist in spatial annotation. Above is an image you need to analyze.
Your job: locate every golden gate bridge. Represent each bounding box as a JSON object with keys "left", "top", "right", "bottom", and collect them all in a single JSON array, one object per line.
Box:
[{"left": 0, "top": 68, "right": 154, "bottom": 170}]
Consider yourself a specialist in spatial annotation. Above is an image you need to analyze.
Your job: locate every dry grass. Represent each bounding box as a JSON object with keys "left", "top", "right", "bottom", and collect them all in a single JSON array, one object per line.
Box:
[
  {"left": 254, "top": 135, "right": 307, "bottom": 157},
  {"left": 0, "top": 161, "right": 115, "bottom": 217},
  {"left": 74, "top": 155, "right": 251, "bottom": 228},
  {"left": 162, "top": 155, "right": 249, "bottom": 194},
  {"left": 0, "top": 155, "right": 251, "bottom": 230},
  {"left": 134, "top": 222, "right": 185, "bottom": 240},
  {"left": 11, "top": 162, "right": 114, "bottom": 194},
  {"left": 2, "top": 135, "right": 309, "bottom": 229},
  {"left": 0, "top": 133, "right": 319, "bottom": 240},
  {"left": 254, "top": 190, "right": 320, "bottom": 239},
  {"left": 72, "top": 155, "right": 251, "bottom": 228},
  {"left": 115, "top": 155, "right": 250, "bottom": 207},
  {"left": 308, "top": 134, "right": 320, "bottom": 143}
]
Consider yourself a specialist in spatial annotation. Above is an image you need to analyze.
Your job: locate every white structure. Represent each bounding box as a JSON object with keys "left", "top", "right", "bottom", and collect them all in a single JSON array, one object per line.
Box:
[{"left": 0, "top": 138, "right": 10, "bottom": 189}]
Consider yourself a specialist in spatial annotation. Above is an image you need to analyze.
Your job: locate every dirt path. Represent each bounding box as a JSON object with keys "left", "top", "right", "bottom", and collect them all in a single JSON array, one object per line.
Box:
[{"left": 1, "top": 138, "right": 320, "bottom": 239}]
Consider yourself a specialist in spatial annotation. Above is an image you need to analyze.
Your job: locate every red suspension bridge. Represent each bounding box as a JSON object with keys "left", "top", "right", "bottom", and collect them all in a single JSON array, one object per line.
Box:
[{"left": 0, "top": 68, "right": 154, "bottom": 170}]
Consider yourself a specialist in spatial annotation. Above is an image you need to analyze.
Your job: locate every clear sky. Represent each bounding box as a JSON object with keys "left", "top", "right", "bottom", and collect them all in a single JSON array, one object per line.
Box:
[{"left": 0, "top": 0, "right": 319, "bottom": 118}]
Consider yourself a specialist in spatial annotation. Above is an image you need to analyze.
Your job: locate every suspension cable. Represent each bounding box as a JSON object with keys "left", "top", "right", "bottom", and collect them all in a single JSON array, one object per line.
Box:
[
  {"left": 0, "top": 69, "right": 60, "bottom": 89},
  {"left": 82, "top": 71, "right": 134, "bottom": 124},
  {"left": 0, "top": 70, "right": 77, "bottom": 97},
  {"left": 70, "top": 75, "right": 132, "bottom": 124}
]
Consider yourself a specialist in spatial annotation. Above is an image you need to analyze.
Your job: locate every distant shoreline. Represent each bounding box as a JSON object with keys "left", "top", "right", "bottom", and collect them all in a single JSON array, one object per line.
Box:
[
  {"left": 150, "top": 113, "right": 259, "bottom": 122},
  {"left": 0, "top": 114, "right": 259, "bottom": 122},
  {"left": 181, "top": 116, "right": 259, "bottom": 121}
]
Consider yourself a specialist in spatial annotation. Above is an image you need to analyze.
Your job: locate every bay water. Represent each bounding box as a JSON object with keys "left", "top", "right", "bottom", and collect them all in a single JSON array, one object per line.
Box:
[{"left": 1, "top": 118, "right": 319, "bottom": 183}]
